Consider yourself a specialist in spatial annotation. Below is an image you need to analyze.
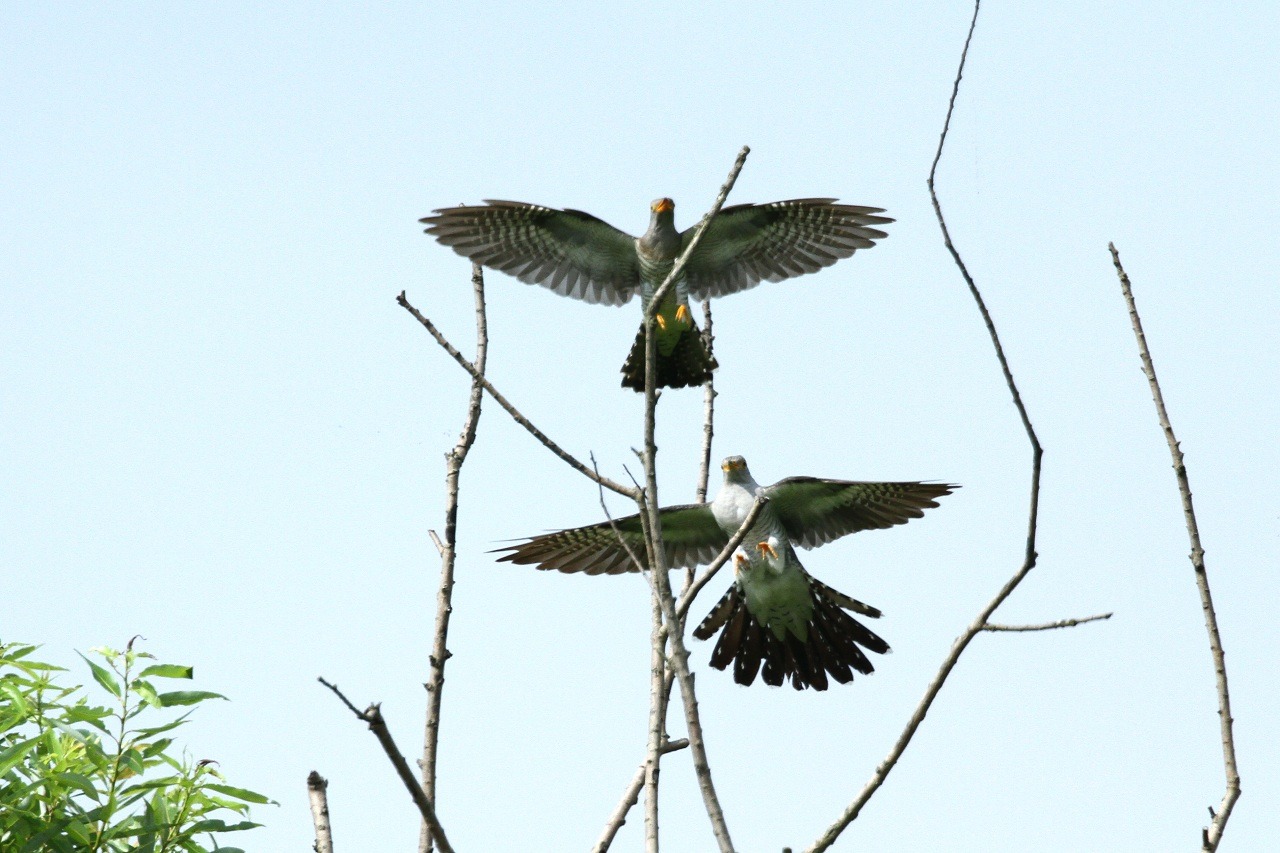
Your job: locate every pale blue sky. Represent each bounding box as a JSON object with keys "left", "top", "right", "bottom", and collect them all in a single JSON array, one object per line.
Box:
[{"left": 3, "top": 3, "right": 1277, "bottom": 850}]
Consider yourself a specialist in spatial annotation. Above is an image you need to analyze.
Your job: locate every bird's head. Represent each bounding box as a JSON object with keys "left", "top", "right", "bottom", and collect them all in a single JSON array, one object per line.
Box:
[
  {"left": 641, "top": 198, "right": 680, "bottom": 250},
  {"left": 720, "top": 455, "right": 754, "bottom": 486}
]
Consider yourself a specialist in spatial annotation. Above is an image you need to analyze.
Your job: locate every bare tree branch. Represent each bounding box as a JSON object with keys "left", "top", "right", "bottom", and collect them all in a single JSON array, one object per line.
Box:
[
  {"left": 695, "top": 300, "right": 717, "bottom": 506},
  {"left": 982, "top": 612, "right": 1112, "bottom": 632},
  {"left": 307, "top": 771, "right": 333, "bottom": 853},
  {"left": 1109, "top": 243, "right": 1241, "bottom": 852},
  {"left": 587, "top": 457, "right": 673, "bottom": 853},
  {"left": 418, "top": 264, "right": 488, "bottom": 853},
  {"left": 635, "top": 153, "right": 743, "bottom": 852},
  {"left": 643, "top": 554, "right": 669, "bottom": 853},
  {"left": 809, "top": 2, "right": 1052, "bottom": 847},
  {"left": 593, "top": 739, "right": 689, "bottom": 853},
  {"left": 318, "top": 678, "right": 455, "bottom": 853},
  {"left": 689, "top": 299, "right": 718, "bottom": 593},
  {"left": 674, "top": 495, "right": 768, "bottom": 623},
  {"left": 398, "top": 291, "right": 638, "bottom": 500}
]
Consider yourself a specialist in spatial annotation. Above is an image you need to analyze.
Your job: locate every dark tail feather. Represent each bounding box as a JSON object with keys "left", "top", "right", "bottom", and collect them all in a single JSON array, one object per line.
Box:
[
  {"left": 694, "top": 575, "right": 889, "bottom": 691},
  {"left": 620, "top": 321, "right": 717, "bottom": 391}
]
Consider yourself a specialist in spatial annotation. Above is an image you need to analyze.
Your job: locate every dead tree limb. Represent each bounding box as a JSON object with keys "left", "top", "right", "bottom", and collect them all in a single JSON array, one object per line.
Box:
[
  {"left": 983, "top": 613, "right": 1112, "bottom": 632},
  {"left": 808, "top": 1, "right": 1053, "bottom": 847},
  {"left": 417, "top": 264, "right": 488, "bottom": 853},
  {"left": 318, "top": 678, "right": 455, "bottom": 853},
  {"left": 1109, "top": 243, "right": 1240, "bottom": 852},
  {"left": 307, "top": 771, "right": 333, "bottom": 853}
]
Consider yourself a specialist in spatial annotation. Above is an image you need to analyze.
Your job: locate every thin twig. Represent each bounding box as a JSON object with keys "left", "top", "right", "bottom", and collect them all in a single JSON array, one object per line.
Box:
[
  {"left": 591, "top": 453, "right": 649, "bottom": 576},
  {"left": 809, "top": 2, "right": 1050, "bottom": 847},
  {"left": 593, "top": 740, "right": 689, "bottom": 853},
  {"left": 690, "top": 299, "right": 718, "bottom": 592},
  {"left": 695, "top": 300, "right": 717, "bottom": 506},
  {"left": 674, "top": 495, "right": 768, "bottom": 623},
  {"left": 1109, "top": 243, "right": 1240, "bottom": 852},
  {"left": 418, "top": 264, "right": 488, "bottom": 853},
  {"left": 645, "top": 148, "right": 750, "bottom": 321},
  {"left": 398, "top": 291, "right": 637, "bottom": 500},
  {"left": 983, "top": 612, "right": 1112, "bottom": 632},
  {"left": 318, "top": 678, "right": 455, "bottom": 853},
  {"left": 307, "top": 771, "right": 333, "bottom": 853}
]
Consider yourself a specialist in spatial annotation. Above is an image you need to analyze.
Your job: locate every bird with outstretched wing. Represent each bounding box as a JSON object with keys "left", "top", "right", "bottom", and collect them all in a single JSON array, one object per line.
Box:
[
  {"left": 423, "top": 198, "right": 891, "bottom": 391},
  {"left": 497, "top": 456, "right": 955, "bottom": 691}
]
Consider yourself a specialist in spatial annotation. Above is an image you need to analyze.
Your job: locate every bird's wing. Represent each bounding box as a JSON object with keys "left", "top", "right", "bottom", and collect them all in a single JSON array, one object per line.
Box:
[
  {"left": 493, "top": 503, "right": 727, "bottom": 575},
  {"left": 680, "top": 198, "right": 892, "bottom": 300},
  {"left": 422, "top": 201, "right": 641, "bottom": 305},
  {"left": 765, "top": 479, "right": 957, "bottom": 550}
]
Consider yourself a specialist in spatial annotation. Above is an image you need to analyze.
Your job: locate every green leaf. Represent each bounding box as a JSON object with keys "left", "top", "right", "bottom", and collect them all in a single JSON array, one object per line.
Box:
[
  {"left": 133, "top": 680, "right": 162, "bottom": 709},
  {"left": 47, "top": 717, "right": 93, "bottom": 746},
  {"left": 51, "top": 770, "right": 99, "bottom": 801},
  {"left": 77, "top": 653, "right": 121, "bottom": 699},
  {"left": 138, "top": 664, "right": 193, "bottom": 680},
  {"left": 64, "top": 818, "right": 93, "bottom": 844},
  {"left": 0, "top": 736, "right": 41, "bottom": 777},
  {"left": 188, "top": 818, "right": 263, "bottom": 832},
  {"left": 156, "top": 690, "right": 225, "bottom": 707},
  {"left": 203, "top": 783, "right": 273, "bottom": 805},
  {"left": 133, "top": 713, "right": 192, "bottom": 739}
]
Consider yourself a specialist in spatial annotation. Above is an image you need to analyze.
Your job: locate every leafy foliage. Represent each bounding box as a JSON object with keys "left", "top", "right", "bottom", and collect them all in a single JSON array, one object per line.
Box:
[{"left": 0, "top": 638, "right": 273, "bottom": 852}]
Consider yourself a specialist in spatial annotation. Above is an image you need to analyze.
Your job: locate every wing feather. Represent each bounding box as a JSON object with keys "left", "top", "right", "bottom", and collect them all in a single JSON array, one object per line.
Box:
[
  {"left": 422, "top": 200, "right": 641, "bottom": 306},
  {"left": 765, "top": 479, "right": 957, "bottom": 550},
  {"left": 683, "top": 199, "right": 893, "bottom": 300},
  {"left": 493, "top": 503, "right": 726, "bottom": 574}
]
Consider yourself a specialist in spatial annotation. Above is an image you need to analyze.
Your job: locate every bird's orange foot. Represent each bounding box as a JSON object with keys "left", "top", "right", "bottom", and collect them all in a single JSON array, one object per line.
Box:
[
  {"left": 655, "top": 314, "right": 668, "bottom": 331},
  {"left": 733, "top": 552, "right": 750, "bottom": 576},
  {"left": 675, "top": 304, "right": 690, "bottom": 323},
  {"left": 756, "top": 540, "right": 779, "bottom": 560}
]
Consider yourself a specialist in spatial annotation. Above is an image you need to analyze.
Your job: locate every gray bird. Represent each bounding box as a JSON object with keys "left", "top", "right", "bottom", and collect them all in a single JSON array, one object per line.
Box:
[
  {"left": 422, "top": 198, "right": 892, "bottom": 391},
  {"left": 497, "top": 456, "right": 955, "bottom": 690}
]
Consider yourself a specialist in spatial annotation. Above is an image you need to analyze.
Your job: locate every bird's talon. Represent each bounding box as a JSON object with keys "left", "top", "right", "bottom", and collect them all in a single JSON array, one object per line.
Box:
[
  {"left": 655, "top": 315, "right": 667, "bottom": 331},
  {"left": 675, "top": 304, "right": 690, "bottom": 323},
  {"left": 756, "top": 541, "right": 779, "bottom": 560}
]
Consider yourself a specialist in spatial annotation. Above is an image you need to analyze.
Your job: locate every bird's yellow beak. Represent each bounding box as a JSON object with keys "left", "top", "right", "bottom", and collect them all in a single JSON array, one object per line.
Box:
[{"left": 652, "top": 198, "right": 674, "bottom": 213}]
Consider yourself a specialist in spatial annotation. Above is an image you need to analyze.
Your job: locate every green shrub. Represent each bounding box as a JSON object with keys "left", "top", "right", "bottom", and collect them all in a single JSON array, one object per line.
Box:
[{"left": 0, "top": 638, "right": 272, "bottom": 852}]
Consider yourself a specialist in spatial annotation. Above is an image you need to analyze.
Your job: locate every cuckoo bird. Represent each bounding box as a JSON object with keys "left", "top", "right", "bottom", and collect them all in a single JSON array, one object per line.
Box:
[
  {"left": 422, "top": 198, "right": 891, "bottom": 391},
  {"left": 496, "top": 456, "right": 955, "bottom": 691}
]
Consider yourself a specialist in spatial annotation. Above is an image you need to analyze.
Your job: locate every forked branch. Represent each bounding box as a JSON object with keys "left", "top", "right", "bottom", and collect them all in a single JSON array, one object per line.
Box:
[
  {"left": 319, "top": 678, "right": 455, "bottom": 853},
  {"left": 809, "top": 1, "right": 1052, "bottom": 847},
  {"left": 418, "top": 264, "right": 488, "bottom": 853}
]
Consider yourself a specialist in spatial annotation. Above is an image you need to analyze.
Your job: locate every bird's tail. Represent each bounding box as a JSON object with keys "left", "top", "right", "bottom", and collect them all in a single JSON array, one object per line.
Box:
[
  {"left": 692, "top": 573, "right": 889, "bottom": 691},
  {"left": 620, "top": 321, "right": 717, "bottom": 391}
]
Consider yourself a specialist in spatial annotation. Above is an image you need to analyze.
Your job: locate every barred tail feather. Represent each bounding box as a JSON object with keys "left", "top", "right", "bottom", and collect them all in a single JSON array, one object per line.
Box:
[
  {"left": 693, "top": 575, "right": 889, "bottom": 691},
  {"left": 620, "top": 321, "right": 717, "bottom": 391}
]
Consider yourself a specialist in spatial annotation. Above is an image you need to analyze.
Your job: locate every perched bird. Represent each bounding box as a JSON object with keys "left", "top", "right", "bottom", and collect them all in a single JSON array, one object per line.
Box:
[
  {"left": 496, "top": 456, "right": 956, "bottom": 690},
  {"left": 422, "top": 198, "right": 892, "bottom": 391}
]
